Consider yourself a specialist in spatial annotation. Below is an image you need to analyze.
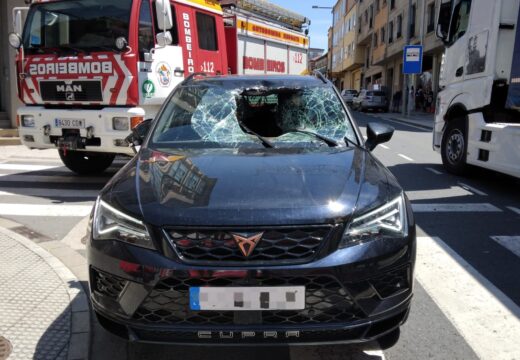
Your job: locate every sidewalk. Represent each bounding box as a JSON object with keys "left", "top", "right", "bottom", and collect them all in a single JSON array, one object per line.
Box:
[
  {"left": 0, "top": 227, "right": 90, "bottom": 360},
  {"left": 372, "top": 111, "right": 434, "bottom": 130}
]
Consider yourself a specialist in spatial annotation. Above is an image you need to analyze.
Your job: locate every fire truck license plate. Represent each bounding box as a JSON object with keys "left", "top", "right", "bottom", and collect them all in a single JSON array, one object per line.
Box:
[
  {"left": 189, "top": 286, "right": 305, "bottom": 311},
  {"left": 55, "top": 118, "right": 85, "bottom": 129}
]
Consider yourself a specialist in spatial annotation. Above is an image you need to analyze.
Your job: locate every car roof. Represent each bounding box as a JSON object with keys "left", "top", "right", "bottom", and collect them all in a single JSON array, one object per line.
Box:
[{"left": 186, "top": 75, "right": 329, "bottom": 89}]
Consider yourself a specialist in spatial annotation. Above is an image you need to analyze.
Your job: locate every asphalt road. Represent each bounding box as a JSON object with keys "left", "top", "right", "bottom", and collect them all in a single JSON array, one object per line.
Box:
[{"left": 0, "top": 111, "right": 519, "bottom": 359}]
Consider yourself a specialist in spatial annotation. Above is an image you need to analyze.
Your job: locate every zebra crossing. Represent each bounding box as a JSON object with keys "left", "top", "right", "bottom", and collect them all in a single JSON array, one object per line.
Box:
[{"left": 0, "top": 153, "right": 520, "bottom": 359}]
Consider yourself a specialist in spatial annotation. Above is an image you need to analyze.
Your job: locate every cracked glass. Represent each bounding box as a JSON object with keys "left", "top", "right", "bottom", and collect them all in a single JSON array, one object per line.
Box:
[{"left": 151, "top": 83, "right": 357, "bottom": 148}]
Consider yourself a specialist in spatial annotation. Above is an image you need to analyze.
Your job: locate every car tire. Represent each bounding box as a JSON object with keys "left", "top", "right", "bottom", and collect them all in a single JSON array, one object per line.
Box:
[
  {"left": 377, "top": 328, "right": 401, "bottom": 350},
  {"left": 59, "top": 150, "right": 116, "bottom": 175},
  {"left": 441, "top": 117, "right": 469, "bottom": 175}
]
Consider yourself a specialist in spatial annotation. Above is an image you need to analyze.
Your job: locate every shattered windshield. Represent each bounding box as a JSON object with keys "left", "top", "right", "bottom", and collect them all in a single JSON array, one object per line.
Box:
[
  {"left": 151, "top": 83, "right": 357, "bottom": 148},
  {"left": 22, "top": 0, "right": 132, "bottom": 54}
]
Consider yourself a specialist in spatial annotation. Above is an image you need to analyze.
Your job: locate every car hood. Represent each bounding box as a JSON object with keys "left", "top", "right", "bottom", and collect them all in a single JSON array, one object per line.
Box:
[{"left": 103, "top": 147, "right": 399, "bottom": 227}]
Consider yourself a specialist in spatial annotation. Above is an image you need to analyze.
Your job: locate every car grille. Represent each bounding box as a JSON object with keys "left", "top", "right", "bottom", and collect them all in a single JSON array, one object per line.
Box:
[
  {"left": 92, "top": 269, "right": 127, "bottom": 300},
  {"left": 166, "top": 226, "right": 334, "bottom": 265},
  {"left": 132, "top": 275, "right": 364, "bottom": 326},
  {"left": 370, "top": 266, "right": 410, "bottom": 298}
]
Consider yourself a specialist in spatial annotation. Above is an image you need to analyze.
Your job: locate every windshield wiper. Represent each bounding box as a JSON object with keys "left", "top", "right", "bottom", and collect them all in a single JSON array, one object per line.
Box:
[
  {"left": 285, "top": 128, "right": 338, "bottom": 147},
  {"left": 236, "top": 119, "right": 275, "bottom": 148},
  {"left": 58, "top": 45, "right": 87, "bottom": 55}
]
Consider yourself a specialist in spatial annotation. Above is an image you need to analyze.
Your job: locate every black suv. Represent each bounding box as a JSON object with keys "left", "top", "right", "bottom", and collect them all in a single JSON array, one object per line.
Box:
[{"left": 88, "top": 75, "right": 416, "bottom": 346}]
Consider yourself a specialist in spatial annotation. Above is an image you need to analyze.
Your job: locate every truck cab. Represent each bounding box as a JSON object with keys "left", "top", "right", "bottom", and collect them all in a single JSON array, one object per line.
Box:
[
  {"left": 433, "top": 0, "right": 520, "bottom": 178},
  {"left": 10, "top": 0, "right": 228, "bottom": 174}
]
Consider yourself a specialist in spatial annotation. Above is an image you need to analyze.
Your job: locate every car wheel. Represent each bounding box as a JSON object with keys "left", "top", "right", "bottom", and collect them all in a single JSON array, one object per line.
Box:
[
  {"left": 59, "top": 150, "right": 116, "bottom": 175},
  {"left": 441, "top": 117, "right": 469, "bottom": 175}
]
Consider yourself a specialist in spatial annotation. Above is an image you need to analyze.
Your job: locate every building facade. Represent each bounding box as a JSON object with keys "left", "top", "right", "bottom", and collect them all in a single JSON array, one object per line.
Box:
[
  {"left": 329, "top": 0, "right": 444, "bottom": 106},
  {"left": 0, "top": 0, "right": 25, "bottom": 129}
]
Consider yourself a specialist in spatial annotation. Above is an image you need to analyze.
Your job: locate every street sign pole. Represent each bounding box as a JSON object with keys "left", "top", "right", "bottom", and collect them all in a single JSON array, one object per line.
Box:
[{"left": 402, "top": 0, "right": 412, "bottom": 117}]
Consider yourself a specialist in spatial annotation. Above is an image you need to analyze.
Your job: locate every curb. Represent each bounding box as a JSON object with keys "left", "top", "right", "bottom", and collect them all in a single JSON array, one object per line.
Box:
[
  {"left": 0, "top": 227, "right": 90, "bottom": 360},
  {"left": 0, "top": 138, "right": 21, "bottom": 146}
]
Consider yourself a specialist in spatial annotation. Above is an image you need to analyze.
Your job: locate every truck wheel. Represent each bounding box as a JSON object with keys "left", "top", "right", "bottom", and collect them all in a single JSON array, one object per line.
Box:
[
  {"left": 59, "top": 150, "right": 115, "bottom": 175},
  {"left": 441, "top": 117, "right": 469, "bottom": 175}
]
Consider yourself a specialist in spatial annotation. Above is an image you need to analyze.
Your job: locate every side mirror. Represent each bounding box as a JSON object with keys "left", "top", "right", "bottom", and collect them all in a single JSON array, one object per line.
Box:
[
  {"left": 156, "top": 31, "right": 173, "bottom": 47},
  {"left": 8, "top": 32, "right": 22, "bottom": 49},
  {"left": 365, "top": 122, "right": 394, "bottom": 151},
  {"left": 436, "top": 24, "right": 448, "bottom": 43},
  {"left": 126, "top": 119, "right": 153, "bottom": 151},
  {"left": 155, "top": 0, "right": 173, "bottom": 31}
]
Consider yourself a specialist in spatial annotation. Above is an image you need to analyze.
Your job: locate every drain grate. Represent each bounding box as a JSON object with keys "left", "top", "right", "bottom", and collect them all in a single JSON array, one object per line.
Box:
[{"left": 0, "top": 337, "right": 12, "bottom": 360}]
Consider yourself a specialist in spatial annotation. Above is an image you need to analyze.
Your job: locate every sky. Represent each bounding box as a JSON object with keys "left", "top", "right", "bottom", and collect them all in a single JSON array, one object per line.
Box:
[{"left": 270, "top": 0, "right": 334, "bottom": 51}]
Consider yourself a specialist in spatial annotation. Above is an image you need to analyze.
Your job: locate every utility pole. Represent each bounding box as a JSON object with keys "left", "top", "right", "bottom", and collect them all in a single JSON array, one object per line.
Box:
[{"left": 402, "top": 0, "right": 413, "bottom": 117}]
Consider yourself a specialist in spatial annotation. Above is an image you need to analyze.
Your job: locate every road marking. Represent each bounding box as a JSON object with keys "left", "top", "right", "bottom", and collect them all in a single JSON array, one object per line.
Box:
[
  {"left": 0, "top": 174, "right": 109, "bottom": 184},
  {"left": 411, "top": 203, "right": 501, "bottom": 212},
  {"left": 425, "top": 167, "right": 443, "bottom": 175},
  {"left": 398, "top": 153, "right": 414, "bottom": 161},
  {"left": 0, "top": 204, "right": 93, "bottom": 217},
  {"left": 507, "top": 206, "right": 520, "bottom": 215},
  {"left": 491, "top": 236, "right": 520, "bottom": 258},
  {"left": 406, "top": 187, "right": 473, "bottom": 201},
  {"left": 0, "top": 163, "right": 59, "bottom": 171},
  {"left": 371, "top": 116, "right": 432, "bottom": 131},
  {"left": 380, "top": 144, "right": 390, "bottom": 149},
  {"left": 416, "top": 236, "right": 520, "bottom": 360},
  {"left": 0, "top": 188, "right": 99, "bottom": 198},
  {"left": 458, "top": 182, "right": 488, "bottom": 196}
]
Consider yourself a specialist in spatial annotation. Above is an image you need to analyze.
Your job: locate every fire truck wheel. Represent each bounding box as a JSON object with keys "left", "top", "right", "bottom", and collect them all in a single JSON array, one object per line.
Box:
[
  {"left": 441, "top": 117, "right": 469, "bottom": 175},
  {"left": 59, "top": 150, "right": 116, "bottom": 175}
]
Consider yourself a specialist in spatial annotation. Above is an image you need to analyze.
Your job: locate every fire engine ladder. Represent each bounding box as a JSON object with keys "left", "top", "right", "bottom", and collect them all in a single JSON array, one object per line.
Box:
[{"left": 233, "top": 0, "right": 310, "bottom": 29}]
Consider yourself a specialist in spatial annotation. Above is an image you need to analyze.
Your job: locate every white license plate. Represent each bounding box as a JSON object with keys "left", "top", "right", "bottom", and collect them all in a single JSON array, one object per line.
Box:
[
  {"left": 54, "top": 118, "right": 85, "bottom": 129},
  {"left": 189, "top": 286, "right": 305, "bottom": 311}
]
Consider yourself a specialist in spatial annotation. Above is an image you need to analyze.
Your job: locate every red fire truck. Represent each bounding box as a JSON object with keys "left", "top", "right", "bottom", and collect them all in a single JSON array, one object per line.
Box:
[{"left": 8, "top": 0, "right": 310, "bottom": 174}]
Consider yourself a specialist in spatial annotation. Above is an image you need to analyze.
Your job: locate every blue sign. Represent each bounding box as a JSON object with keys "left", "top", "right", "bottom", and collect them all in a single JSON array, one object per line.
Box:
[{"left": 403, "top": 45, "right": 423, "bottom": 74}]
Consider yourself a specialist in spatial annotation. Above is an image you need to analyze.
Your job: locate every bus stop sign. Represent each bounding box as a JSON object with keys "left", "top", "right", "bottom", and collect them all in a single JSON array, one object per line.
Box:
[{"left": 403, "top": 45, "right": 423, "bottom": 74}]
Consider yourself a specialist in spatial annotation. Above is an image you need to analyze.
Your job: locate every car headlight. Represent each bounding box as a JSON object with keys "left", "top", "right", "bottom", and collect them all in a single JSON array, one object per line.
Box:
[
  {"left": 340, "top": 194, "right": 408, "bottom": 248},
  {"left": 93, "top": 199, "right": 154, "bottom": 249}
]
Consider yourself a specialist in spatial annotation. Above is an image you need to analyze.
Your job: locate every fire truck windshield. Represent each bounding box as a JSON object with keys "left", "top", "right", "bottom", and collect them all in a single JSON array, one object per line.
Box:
[{"left": 22, "top": 0, "right": 133, "bottom": 54}]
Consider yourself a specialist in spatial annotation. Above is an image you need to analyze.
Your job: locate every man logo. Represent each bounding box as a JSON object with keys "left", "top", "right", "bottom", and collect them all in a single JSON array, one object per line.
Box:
[{"left": 231, "top": 232, "right": 263, "bottom": 257}]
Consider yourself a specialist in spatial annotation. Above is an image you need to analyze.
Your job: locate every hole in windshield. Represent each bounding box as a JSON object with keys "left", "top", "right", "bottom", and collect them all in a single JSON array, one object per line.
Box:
[{"left": 150, "top": 84, "right": 357, "bottom": 149}]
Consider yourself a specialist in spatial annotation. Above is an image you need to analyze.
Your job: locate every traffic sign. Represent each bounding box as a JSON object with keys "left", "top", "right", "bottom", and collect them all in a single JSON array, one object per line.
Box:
[{"left": 403, "top": 45, "right": 423, "bottom": 74}]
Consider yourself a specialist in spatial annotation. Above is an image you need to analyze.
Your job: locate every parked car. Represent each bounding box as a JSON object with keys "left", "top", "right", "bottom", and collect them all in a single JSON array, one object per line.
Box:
[
  {"left": 353, "top": 90, "right": 389, "bottom": 112},
  {"left": 88, "top": 74, "right": 416, "bottom": 346},
  {"left": 341, "top": 89, "right": 359, "bottom": 105}
]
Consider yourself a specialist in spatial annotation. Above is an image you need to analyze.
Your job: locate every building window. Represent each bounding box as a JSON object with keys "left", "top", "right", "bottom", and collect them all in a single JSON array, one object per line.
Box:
[
  {"left": 390, "top": 0, "right": 395, "bottom": 10},
  {"left": 410, "top": 4, "right": 417, "bottom": 37},
  {"left": 358, "top": 16, "right": 362, "bottom": 32},
  {"left": 381, "top": 27, "right": 385, "bottom": 43},
  {"left": 369, "top": 5, "right": 374, "bottom": 28},
  {"left": 196, "top": 12, "right": 218, "bottom": 51},
  {"left": 397, "top": 14, "right": 403, "bottom": 38},
  {"left": 373, "top": 32, "right": 378, "bottom": 47},
  {"left": 427, "top": 3, "right": 435, "bottom": 33},
  {"left": 376, "top": 0, "right": 380, "bottom": 12},
  {"left": 365, "top": 10, "right": 368, "bottom": 23},
  {"left": 389, "top": 21, "right": 394, "bottom": 43}
]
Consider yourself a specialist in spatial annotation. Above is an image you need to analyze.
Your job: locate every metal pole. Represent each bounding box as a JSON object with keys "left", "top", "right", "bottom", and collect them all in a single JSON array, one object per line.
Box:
[{"left": 402, "top": 0, "right": 413, "bottom": 117}]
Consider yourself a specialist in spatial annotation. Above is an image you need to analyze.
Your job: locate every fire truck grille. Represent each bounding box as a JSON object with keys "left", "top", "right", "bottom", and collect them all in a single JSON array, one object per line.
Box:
[{"left": 40, "top": 80, "right": 103, "bottom": 102}]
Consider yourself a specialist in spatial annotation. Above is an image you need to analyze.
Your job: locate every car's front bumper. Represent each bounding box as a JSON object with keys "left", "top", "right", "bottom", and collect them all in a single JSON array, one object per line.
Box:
[{"left": 87, "top": 230, "right": 415, "bottom": 345}]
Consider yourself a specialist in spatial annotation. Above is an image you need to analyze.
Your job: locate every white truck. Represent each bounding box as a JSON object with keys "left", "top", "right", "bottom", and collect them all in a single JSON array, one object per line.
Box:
[{"left": 434, "top": 0, "right": 520, "bottom": 178}]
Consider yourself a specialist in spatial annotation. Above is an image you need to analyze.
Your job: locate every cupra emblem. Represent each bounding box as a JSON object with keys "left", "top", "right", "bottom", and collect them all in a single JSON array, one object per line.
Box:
[{"left": 231, "top": 232, "right": 263, "bottom": 257}]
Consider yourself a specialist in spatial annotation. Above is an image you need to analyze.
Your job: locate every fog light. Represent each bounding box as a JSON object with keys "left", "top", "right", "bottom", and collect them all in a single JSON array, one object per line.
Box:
[
  {"left": 21, "top": 115, "right": 35, "bottom": 127},
  {"left": 113, "top": 117, "right": 129, "bottom": 131}
]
